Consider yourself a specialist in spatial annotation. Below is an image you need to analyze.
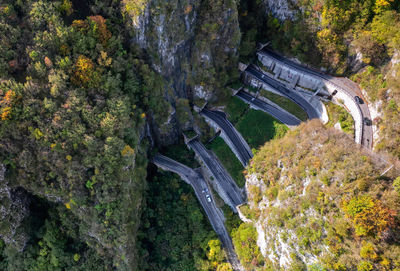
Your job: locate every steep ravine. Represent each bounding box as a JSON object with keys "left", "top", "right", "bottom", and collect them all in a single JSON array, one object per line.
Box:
[{"left": 128, "top": 0, "right": 241, "bottom": 146}]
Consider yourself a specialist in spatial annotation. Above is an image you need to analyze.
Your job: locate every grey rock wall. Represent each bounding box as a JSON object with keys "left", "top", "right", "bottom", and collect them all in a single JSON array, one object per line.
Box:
[
  {"left": 0, "top": 165, "right": 31, "bottom": 251},
  {"left": 262, "top": 0, "right": 298, "bottom": 21}
]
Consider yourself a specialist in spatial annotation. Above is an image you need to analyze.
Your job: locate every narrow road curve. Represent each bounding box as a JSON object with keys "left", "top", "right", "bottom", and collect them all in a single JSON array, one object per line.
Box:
[
  {"left": 187, "top": 139, "right": 245, "bottom": 208},
  {"left": 260, "top": 48, "right": 373, "bottom": 148},
  {"left": 152, "top": 154, "right": 244, "bottom": 271},
  {"left": 201, "top": 108, "right": 253, "bottom": 166},
  {"left": 236, "top": 90, "right": 302, "bottom": 127},
  {"left": 245, "top": 64, "right": 320, "bottom": 120}
]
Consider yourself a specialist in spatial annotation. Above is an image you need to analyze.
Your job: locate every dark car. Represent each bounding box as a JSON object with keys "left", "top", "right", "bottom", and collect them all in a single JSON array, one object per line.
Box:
[
  {"left": 363, "top": 117, "right": 372, "bottom": 126},
  {"left": 355, "top": 96, "right": 364, "bottom": 104}
]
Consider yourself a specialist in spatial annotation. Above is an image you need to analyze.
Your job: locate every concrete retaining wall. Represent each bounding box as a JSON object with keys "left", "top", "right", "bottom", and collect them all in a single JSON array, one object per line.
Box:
[{"left": 259, "top": 54, "right": 325, "bottom": 93}]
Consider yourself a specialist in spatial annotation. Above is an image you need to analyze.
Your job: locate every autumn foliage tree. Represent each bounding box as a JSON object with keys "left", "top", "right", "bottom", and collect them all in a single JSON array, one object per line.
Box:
[
  {"left": 72, "top": 55, "right": 98, "bottom": 88},
  {"left": 343, "top": 196, "right": 396, "bottom": 237},
  {"left": 72, "top": 16, "right": 111, "bottom": 46},
  {"left": 88, "top": 15, "right": 111, "bottom": 46},
  {"left": 0, "top": 89, "right": 17, "bottom": 120}
]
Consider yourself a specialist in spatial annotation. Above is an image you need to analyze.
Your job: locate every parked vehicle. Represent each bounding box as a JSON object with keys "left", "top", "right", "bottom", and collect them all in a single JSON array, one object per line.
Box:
[
  {"left": 363, "top": 117, "right": 372, "bottom": 126},
  {"left": 355, "top": 96, "right": 364, "bottom": 104}
]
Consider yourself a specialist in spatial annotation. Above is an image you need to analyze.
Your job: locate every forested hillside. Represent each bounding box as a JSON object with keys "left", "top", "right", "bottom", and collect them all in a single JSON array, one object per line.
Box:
[
  {"left": 0, "top": 0, "right": 241, "bottom": 269},
  {"left": 0, "top": 0, "right": 169, "bottom": 269},
  {"left": 243, "top": 120, "right": 400, "bottom": 270}
]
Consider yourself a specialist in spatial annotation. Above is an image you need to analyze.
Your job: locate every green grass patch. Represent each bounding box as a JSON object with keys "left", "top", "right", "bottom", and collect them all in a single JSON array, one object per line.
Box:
[
  {"left": 325, "top": 102, "right": 355, "bottom": 136},
  {"left": 236, "top": 109, "right": 288, "bottom": 149},
  {"left": 207, "top": 137, "right": 245, "bottom": 187},
  {"left": 225, "top": 96, "right": 249, "bottom": 124},
  {"left": 260, "top": 89, "right": 308, "bottom": 121}
]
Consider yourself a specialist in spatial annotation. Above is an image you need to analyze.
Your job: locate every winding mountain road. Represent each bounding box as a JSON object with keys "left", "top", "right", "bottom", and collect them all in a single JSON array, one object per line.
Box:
[
  {"left": 152, "top": 154, "right": 244, "bottom": 271},
  {"left": 245, "top": 64, "right": 320, "bottom": 120},
  {"left": 235, "top": 90, "right": 302, "bottom": 127},
  {"left": 201, "top": 108, "right": 253, "bottom": 166},
  {"left": 187, "top": 139, "right": 245, "bottom": 209},
  {"left": 259, "top": 48, "right": 373, "bottom": 148}
]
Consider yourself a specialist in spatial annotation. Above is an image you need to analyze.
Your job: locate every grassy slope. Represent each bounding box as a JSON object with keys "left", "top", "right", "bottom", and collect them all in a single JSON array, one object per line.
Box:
[
  {"left": 225, "top": 96, "right": 249, "bottom": 124},
  {"left": 325, "top": 102, "right": 355, "bottom": 136},
  {"left": 236, "top": 109, "right": 288, "bottom": 150},
  {"left": 208, "top": 137, "right": 246, "bottom": 187},
  {"left": 259, "top": 89, "right": 308, "bottom": 121}
]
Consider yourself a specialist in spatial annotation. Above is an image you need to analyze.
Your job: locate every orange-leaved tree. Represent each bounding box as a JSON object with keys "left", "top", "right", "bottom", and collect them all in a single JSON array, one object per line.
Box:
[
  {"left": 0, "top": 90, "right": 17, "bottom": 120},
  {"left": 73, "top": 55, "right": 99, "bottom": 88},
  {"left": 88, "top": 15, "right": 111, "bottom": 46},
  {"left": 342, "top": 195, "right": 396, "bottom": 237}
]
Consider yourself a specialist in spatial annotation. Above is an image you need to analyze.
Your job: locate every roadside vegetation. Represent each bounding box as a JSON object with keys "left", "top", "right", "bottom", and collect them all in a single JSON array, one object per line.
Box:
[
  {"left": 353, "top": 64, "right": 400, "bottom": 158},
  {"left": 225, "top": 96, "right": 249, "bottom": 124},
  {"left": 259, "top": 89, "right": 308, "bottom": 121},
  {"left": 207, "top": 137, "right": 246, "bottom": 187},
  {"left": 161, "top": 140, "right": 200, "bottom": 169},
  {"left": 325, "top": 102, "right": 355, "bottom": 136}
]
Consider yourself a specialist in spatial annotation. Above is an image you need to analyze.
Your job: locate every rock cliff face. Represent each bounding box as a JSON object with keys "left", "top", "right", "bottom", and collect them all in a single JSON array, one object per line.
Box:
[
  {"left": 127, "top": 0, "right": 241, "bottom": 145},
  {"left": 0, "top": 164, "right": 30, "bottom": 251},
  {"left": 262, "top": 0, "right": 298, "bottom": 21}
]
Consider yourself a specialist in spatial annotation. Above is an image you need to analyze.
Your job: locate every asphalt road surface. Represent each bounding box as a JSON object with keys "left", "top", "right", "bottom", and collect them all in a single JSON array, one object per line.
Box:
[
  {"left": 188, "top": 139, "right": 245, "bottom": 208},
  {"left": 201, "top": 108, "right": 253, "bottom": 166},
  {"left": 245, "top": 64, "right": 320, "bottom": 120},
  {"left": 152, "top": 154, "right": 244, "bottom": 271},
  {"left": 236, "top": 90, "right": 302, "bottom": 127}
]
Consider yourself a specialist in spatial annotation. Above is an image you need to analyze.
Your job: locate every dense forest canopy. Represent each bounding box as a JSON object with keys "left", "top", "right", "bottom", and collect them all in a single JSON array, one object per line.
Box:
[{"left": 0, "top": 0, "right": 169, "bottom": 269}]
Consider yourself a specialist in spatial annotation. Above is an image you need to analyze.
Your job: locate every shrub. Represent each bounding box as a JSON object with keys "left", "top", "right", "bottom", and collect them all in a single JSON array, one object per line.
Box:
[
  {"left": 357, "top": 261, "right": 373, "bottom": 271},
  {"left": 232, "top": 223, "right": 264, "bottom": 267},
  {"left": 343, "top": 196, "right": 395, "bottom": 237}
]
